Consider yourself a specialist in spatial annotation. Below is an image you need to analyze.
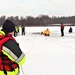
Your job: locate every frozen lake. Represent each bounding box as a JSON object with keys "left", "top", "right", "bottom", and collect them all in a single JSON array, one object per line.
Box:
[{"left": 15, "top": 26, "right": 75, "bottom": 75}]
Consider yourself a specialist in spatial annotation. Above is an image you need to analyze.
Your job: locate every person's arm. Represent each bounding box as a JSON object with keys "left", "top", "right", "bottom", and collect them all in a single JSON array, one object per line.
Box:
[{"left": 2, "top": 40, "right": 26, "bottom": 66}]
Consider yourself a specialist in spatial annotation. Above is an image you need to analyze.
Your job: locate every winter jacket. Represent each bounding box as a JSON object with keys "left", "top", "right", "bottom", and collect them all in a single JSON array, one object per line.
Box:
[
  {"left": 44, "top": 29, "right": 50, "bottom": 36},
  {"left": 0, "top": 30, "right": 26, "bottom": 75},
  {"left": 61, "top": 24, "right": 64, "bottom": 29}
]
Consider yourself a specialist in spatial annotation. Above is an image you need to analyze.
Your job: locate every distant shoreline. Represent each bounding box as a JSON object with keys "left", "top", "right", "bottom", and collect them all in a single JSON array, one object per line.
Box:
[{"left": 24, "top": 23, "right": 75, "bottom": 27}]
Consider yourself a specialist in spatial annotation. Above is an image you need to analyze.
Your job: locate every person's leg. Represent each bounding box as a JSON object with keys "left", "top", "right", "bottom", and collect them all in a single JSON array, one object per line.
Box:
[
  {"left": 62, "top": 29, "right": 64, "bottom": 36},
  {"left": 24, "top": 31, "right": 25, "bottom": 35},
  {"left": 61, "top": 29, "right": 63, "bottom": 36}
]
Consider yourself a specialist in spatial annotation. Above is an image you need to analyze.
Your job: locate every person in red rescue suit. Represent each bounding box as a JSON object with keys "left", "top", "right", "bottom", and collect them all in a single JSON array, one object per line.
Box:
[
  {"left": 0, "top": 20, "right": 26, "bottom": 75},
  {"left": 60, "top": 22, "right": 64, "bottom": 36}
]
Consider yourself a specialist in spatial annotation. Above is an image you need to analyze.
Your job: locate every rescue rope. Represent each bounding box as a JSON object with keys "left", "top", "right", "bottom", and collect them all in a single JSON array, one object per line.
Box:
[
  {"left": 21, "top": 35, "right": 75, "bottom": 75},
  {"left": 26, "top": 36, "right": 36, "bottom": 55},
  {"left": 21, "top": 66, "right": 26, "bottom": 75},
  {"left": 21, "top": 36, "right": 36, "bottom": 75}
]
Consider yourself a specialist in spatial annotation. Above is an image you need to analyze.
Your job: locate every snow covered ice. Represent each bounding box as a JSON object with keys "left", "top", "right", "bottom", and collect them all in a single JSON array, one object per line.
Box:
[{"left": 15, "top": 26, "right": 75, "bottom": 75}]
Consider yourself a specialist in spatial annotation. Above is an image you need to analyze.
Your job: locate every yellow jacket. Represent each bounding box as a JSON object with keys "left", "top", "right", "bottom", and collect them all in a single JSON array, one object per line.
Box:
[
  {"left": 0, "top": 30, "right": 26, "bottom": 75},
  {"left": 44, "top": 29, "right": 50, "bottom": 35}
]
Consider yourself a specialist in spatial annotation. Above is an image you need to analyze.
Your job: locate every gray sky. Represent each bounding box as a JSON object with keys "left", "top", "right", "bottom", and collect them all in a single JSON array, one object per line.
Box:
[{"left": 0, "top": 0, "right": 75, "bottom": 17}]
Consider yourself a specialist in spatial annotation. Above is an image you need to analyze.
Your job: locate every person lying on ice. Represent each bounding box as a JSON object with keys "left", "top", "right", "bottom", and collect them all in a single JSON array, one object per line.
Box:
[
  {"left": 44, "top": 28, "right": 50, "bottom": 36},
  {"left": 0, "top": 20, "right": 26, "bottom": 75}
]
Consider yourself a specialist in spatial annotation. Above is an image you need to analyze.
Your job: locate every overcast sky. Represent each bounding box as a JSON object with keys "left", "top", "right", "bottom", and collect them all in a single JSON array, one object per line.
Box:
[{"left": 0, "top": 0, "right": 75, "bottom": 17}]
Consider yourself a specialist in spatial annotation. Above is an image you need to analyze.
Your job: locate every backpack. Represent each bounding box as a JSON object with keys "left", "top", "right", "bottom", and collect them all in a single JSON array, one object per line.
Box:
[{"left": 0, "top": 35, "right": 19, "bottom": 75}]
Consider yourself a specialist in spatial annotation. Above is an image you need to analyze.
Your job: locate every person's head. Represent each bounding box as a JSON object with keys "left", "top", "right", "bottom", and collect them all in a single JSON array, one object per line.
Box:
[
  {"left": 61, "top": 22, "right": 63, "bottom": 24},
  {"left": 2, "top": 20, "right": 15, "bottom": 34}
]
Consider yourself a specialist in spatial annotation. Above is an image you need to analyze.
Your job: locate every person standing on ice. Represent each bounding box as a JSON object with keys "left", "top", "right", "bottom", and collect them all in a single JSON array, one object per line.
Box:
[
  {"left": 21, "top": 24, "right": 25, "bottom": 35},
  {"left": 0, "top": 20, "right": 26, "bottom": 75},
  {"left": 60, "top": 22, "right": 64, "bottom": 36}
]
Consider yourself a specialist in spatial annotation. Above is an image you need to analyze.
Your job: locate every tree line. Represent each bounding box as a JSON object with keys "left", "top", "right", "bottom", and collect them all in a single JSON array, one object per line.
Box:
[{"left": 0, "top": 15, "right": 75, "bottom": 27}]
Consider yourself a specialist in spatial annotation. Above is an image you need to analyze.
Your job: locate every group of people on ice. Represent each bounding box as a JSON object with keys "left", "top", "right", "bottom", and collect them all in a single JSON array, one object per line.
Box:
[
  {"left": 60, "top": 22, "right": 73, "bottom": 36},
  {"left": 0, "top": 19, "right": 73, "bottom": 75},
  {"left": 40, "top": 22, "right": 73, "bottom": 36},
  {"left": 14, "top": 24, "right": 25, "bottom": 37}
]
